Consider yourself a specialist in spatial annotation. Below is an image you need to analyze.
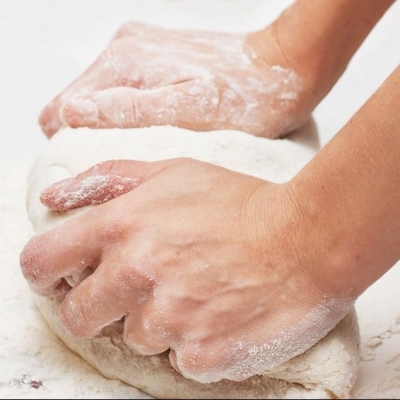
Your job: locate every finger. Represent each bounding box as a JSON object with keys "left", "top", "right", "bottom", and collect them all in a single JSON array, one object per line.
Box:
[
  {"left": 30, "top": 278, "right": 71, "bottom": 298},
  {"left": 59, "top": 259, "right": 156, "bottom": 338},
  {"left": 23, "top": 157, "right": 186, "bottom": 294},
  {"left": 123, "top": 313, "right": 170, "bottom": 356},
  {"left": 40, "top": 158, "right": 182, "bottom": 211},
  {"left": 60, "top": 80, "right": 219, "bottom": 131},
  {"left": 168, "top": 349, "right": 183, "bottom": 374},
  {"left": 39, "top": 47, "right": 141, "bottom": 137},
  {"left": 20, "top": 211, "right": 103, "bottom": 294},
  {"left": 169, "top": 341, "right": 237, "bottom": 384},
  {"left": 39, "top": 69, "right": 103, "bottom": 137}
]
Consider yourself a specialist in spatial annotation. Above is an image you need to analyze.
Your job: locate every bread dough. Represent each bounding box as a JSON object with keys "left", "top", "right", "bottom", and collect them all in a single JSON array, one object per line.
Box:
[{"left": 26, "top": 123, "right": 360, "bottom": 399}]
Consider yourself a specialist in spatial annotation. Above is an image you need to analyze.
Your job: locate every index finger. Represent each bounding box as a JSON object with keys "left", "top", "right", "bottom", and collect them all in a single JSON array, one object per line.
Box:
[
  {"left": 20, "top": 210, "right": 103, "bottom": 295},
  {"left": 39, "top": 45, "right": 141, "bottom": 137}
]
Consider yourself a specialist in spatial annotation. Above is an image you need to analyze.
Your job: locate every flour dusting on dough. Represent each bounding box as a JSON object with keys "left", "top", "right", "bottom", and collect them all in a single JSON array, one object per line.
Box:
[{"left": 26, "top": 125, "right": 360, "bottom": 399}]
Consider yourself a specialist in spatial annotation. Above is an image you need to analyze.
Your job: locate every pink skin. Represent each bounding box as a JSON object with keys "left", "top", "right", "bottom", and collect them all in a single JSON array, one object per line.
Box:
[
  {"left": 26, "top": 0, "right": 398, "bottom": 386},
  {"left": 39, "top": 21, "right": 305, "bottom": 139},
  {"left": 20, "top": 158, "right": 351, "bottom": 383},
  {"left": 40, "top": 162, "right": 142, "bottom": 211}
]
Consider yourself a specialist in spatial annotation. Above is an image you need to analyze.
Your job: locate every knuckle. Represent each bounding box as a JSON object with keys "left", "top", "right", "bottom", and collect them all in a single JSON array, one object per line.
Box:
[
  {"left": 152, "top": 296, "right": 177, "bottom": 324},
  {"left": 176, "top": 342, "right": 227, "bottom": 380},
  {"left": 59, "top": 293, "right": 93, "bottom": 337},
  {"left": 123, "top": 314, "right": 169, "bottom": 355},
  {"left": 19, "top": 238, "right": 44, "bottom": 284},
  {"left": 108, "top": 261, "right": 155, "bottom": 296},
  {"left": 123, "top": 331, "right": 151, "bottom": 355}
]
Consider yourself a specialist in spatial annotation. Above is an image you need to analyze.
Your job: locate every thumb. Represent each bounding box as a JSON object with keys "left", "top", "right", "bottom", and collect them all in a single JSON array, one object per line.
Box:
[
  {"left": 60, "top": 80, "right": 218, "bottom": 131},
  {"left": 40, "top": 159, "right": 180, "bottom": 211}
]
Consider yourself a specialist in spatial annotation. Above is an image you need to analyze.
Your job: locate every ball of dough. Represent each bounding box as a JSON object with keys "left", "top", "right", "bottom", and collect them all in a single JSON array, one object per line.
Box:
[{"left": 26, "top": 124, "right": 360, "bottom": 399}]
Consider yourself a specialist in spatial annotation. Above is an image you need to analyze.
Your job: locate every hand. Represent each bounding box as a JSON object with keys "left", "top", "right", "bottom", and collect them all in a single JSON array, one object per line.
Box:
[
  {"left": 20, "top": 158, "right": 352, "bottom": 383},
  {"left": 39, "top": 21, "right": 311, "bottom": 139}
]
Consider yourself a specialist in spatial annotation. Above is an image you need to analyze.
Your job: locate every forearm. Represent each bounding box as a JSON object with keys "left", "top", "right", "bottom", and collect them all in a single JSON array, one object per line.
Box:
[
  {"left": 289, "top": 64, "right": 400, "bottom": 298},
  {"left": 247, "top": 0, "right": 394, "bottom": 114}
]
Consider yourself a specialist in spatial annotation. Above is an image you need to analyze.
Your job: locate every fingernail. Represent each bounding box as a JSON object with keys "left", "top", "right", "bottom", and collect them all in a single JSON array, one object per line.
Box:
[
  {"left": 42, "top": 178, "right": 74, "bottom": 194},
  {"left": 39, "top": 108, "right": 63, "bottom": 137},
  {"left": 62, "top": 98, "right": 99, "bottom": 126}
]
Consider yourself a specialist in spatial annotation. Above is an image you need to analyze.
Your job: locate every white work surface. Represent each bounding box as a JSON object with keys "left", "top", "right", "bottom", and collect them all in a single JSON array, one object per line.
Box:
[{"left": 1, "top": 0, "right": 400, "bottom": 398}]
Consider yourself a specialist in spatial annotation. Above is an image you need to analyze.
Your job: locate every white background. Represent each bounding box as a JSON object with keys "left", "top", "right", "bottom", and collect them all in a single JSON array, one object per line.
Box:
[
  {"left": 1, "top": 1, "right": 400, "bottom": 398},
  {"left": 1, "top": 0, "right": 400, "bottom": 160}
]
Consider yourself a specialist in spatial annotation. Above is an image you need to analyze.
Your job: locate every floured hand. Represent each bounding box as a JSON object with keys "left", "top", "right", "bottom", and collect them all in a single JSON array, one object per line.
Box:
[
  {"left": 20, "top": 158, "right": 353, "bottom": 383},
  {"left": 39, "top": 21, "right": 310, "bottom": 139}
]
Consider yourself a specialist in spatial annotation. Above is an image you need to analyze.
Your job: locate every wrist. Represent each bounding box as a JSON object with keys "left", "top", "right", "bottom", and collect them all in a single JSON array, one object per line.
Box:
[
  {"left": 285, "top": 86, "right": 400, "bottom": 299},
  {"left": 246, "top": 181, "right": 347, "bottom": 303},
  {"left": 245, "top": 0, "right": 395, "bottom": 130},
  {"left": 282, "top": 178, "right": 359, "bottom": 299}
]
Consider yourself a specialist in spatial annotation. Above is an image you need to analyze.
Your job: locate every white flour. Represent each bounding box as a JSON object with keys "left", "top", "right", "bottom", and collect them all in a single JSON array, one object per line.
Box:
[
  {"left": 23, "top": 125, "right": 359, "bottom": 399},
  {"left": 2, "top": 155, "right": 400, "bottom": 398},
  {"left": 0, "top": 161, "right": 150, "bottom": 399},
  {"left": 2, "top": 0, "right": 400, "bottom": 397}
]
